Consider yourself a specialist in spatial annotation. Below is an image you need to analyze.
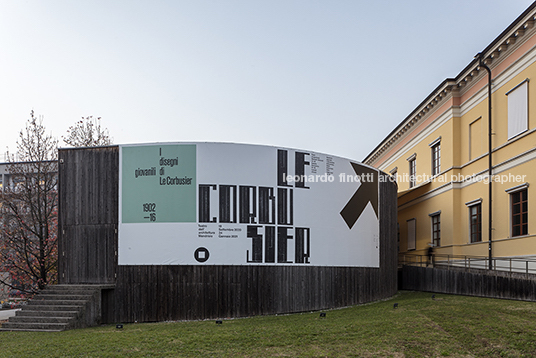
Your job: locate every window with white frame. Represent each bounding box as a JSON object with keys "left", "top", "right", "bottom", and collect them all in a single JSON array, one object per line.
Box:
[
  {"left": 431, "top": 141, "right": 440, "bottom": 176},
  {"left": 408, "top": 154, "right": 416, "bottom": 188},
  {"left": 510, "top": 187, "right": 528, "bottom": 237},
  {"left": 507, "top": 80, "right": 529, "bottom": 139},
  {"left": 430, "top": 212, "right": 441, "bottom": 247},
  {"left": 390, "top": 167, "right": 397, "bottom": 184},
  {"left": 468, "top": 202, "right": 482, "bottom": 243}
]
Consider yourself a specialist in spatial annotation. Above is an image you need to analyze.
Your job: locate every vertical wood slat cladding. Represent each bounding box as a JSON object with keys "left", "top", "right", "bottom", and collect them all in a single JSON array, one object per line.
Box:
[
  {"left": 58, "top": 147, "right": 118, "bottom": 284},
  {"left": 401, "top": 265, "right": 536, "bottom": 301},
  {"left": 58, "top": 147, "right": 398, "bottom": 323}
]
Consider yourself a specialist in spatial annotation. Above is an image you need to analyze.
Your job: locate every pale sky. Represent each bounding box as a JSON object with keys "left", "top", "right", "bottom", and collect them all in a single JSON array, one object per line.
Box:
[{"left": 1, "top": 0, "right": 534, "bottom": 162}]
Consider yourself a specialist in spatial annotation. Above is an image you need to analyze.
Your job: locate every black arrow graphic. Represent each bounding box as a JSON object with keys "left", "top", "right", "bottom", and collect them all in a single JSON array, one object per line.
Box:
[{"left": 340, "top": 163, "right": 378, "bottom": 229}]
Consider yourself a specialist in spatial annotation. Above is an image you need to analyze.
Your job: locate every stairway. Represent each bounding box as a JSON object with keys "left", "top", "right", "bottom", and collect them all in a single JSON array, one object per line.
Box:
[{"left": 0, "top": 284, "right": 108, "bottom": 332}]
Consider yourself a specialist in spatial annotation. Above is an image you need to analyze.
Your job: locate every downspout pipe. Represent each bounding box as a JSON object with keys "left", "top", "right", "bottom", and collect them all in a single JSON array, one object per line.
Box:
[{"left": 475, "top": 52, "right": 493, "bottom": 270}]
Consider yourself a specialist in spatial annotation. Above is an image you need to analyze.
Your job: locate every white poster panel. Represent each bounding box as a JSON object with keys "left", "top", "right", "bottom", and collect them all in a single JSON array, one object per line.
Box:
[{"left": 119, "top": 143, "right": 380, "bottom": 267}]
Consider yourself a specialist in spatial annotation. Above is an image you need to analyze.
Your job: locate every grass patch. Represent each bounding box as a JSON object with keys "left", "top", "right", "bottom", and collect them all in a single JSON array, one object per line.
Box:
[{"left": 1, "top": 291, "right": 536, "bottom": 357}]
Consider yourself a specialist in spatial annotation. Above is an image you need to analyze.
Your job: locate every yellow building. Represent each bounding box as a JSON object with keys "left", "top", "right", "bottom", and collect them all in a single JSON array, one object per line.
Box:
[{"left": 364, "top": 2, "right": 536, "bottom": 263}]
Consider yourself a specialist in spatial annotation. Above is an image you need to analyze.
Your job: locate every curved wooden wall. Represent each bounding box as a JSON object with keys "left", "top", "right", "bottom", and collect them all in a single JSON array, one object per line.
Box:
[{"left": 59, "top": 146, "right": 398, "bottom": 323}]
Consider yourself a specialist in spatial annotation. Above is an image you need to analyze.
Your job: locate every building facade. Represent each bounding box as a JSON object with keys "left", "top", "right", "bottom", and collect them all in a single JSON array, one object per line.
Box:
[
  {"left": 0, "top": 163, "right": 11, "bottom": 297},
  {"left": 0, "top": 160, "right": 58, "bottom": 295},
  {"left": 365, "top": 2, "right": 536, "bottom": 261}
]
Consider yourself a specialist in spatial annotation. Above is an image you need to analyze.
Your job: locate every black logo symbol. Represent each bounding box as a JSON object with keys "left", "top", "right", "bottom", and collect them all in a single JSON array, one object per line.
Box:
[{"left": 194, "top": 247, "right": 210, "bottom": 263}]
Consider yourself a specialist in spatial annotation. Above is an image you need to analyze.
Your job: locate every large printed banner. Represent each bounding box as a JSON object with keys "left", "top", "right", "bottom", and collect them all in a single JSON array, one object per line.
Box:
[{"left": 119, "top": 143, "right": 380, "bottom": 267}]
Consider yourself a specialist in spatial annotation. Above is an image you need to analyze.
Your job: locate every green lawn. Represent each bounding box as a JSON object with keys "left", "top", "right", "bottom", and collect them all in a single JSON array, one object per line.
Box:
[{"left": 1, "top": 291, "right": 536, "bottom": 357}]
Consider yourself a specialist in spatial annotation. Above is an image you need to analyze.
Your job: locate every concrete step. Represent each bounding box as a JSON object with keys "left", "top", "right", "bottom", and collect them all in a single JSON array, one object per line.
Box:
[
  {"left": 32, "top": 294, "right": 92, "bottom": 301},
  {"left": 41, "top": 288, "right": 95, "bottom": 293},
  {"left": 41, "top": 286, "right": 96, "bottom": 291},
  {"left": 0, "top": 284, "right": 109, "bottom": 332},
  {"left": 26, "top": 299, "right": 87, "bottom": 306},
  {"left": 0, "top": 321, "right": 67, "bottom": 331},
  {"left": 8, "top": 316, "right": 71, "bottom": 324},
  {"left": 45, "top": 284, "right": 113, "bottom": 291},
  {"left": 22, "top": 305, "right": 85, "bottom": 312},
  {"left": 0, "top": 328, "right": 63, "bottom": 332},
  {"left": 15, "top": 310, "right": 79, "bottom": 318}
]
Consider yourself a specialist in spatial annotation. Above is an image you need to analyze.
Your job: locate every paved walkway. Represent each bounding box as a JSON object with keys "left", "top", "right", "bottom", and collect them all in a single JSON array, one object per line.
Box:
[{"left": 0, "top": 309, "right": 19, "bottom": 321}]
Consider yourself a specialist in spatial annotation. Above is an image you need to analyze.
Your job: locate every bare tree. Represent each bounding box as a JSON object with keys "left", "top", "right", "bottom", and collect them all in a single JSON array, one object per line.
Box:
[
  {"left": 0, "top": 111, "right": 58, "bottom": 293},
  {"left": 63, "top": 116, "right": 113, "bottom": 147}
]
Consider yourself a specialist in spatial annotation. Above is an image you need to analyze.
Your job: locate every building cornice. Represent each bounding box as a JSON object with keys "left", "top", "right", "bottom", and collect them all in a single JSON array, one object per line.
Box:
[{"left": 364, "top": 3, "right": 536, "bottom": 167}]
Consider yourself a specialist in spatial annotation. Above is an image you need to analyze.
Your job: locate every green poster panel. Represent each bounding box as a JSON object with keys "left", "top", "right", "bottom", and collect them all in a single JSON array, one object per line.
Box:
[{"left": 121, "top": 144, "right": 196, "bottom": 223}]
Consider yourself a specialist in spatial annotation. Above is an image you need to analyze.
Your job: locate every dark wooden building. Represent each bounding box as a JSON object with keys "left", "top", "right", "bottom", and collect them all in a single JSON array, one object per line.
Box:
[{"left": 58, "top": 145, "right": 398, "bottom": 324}]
